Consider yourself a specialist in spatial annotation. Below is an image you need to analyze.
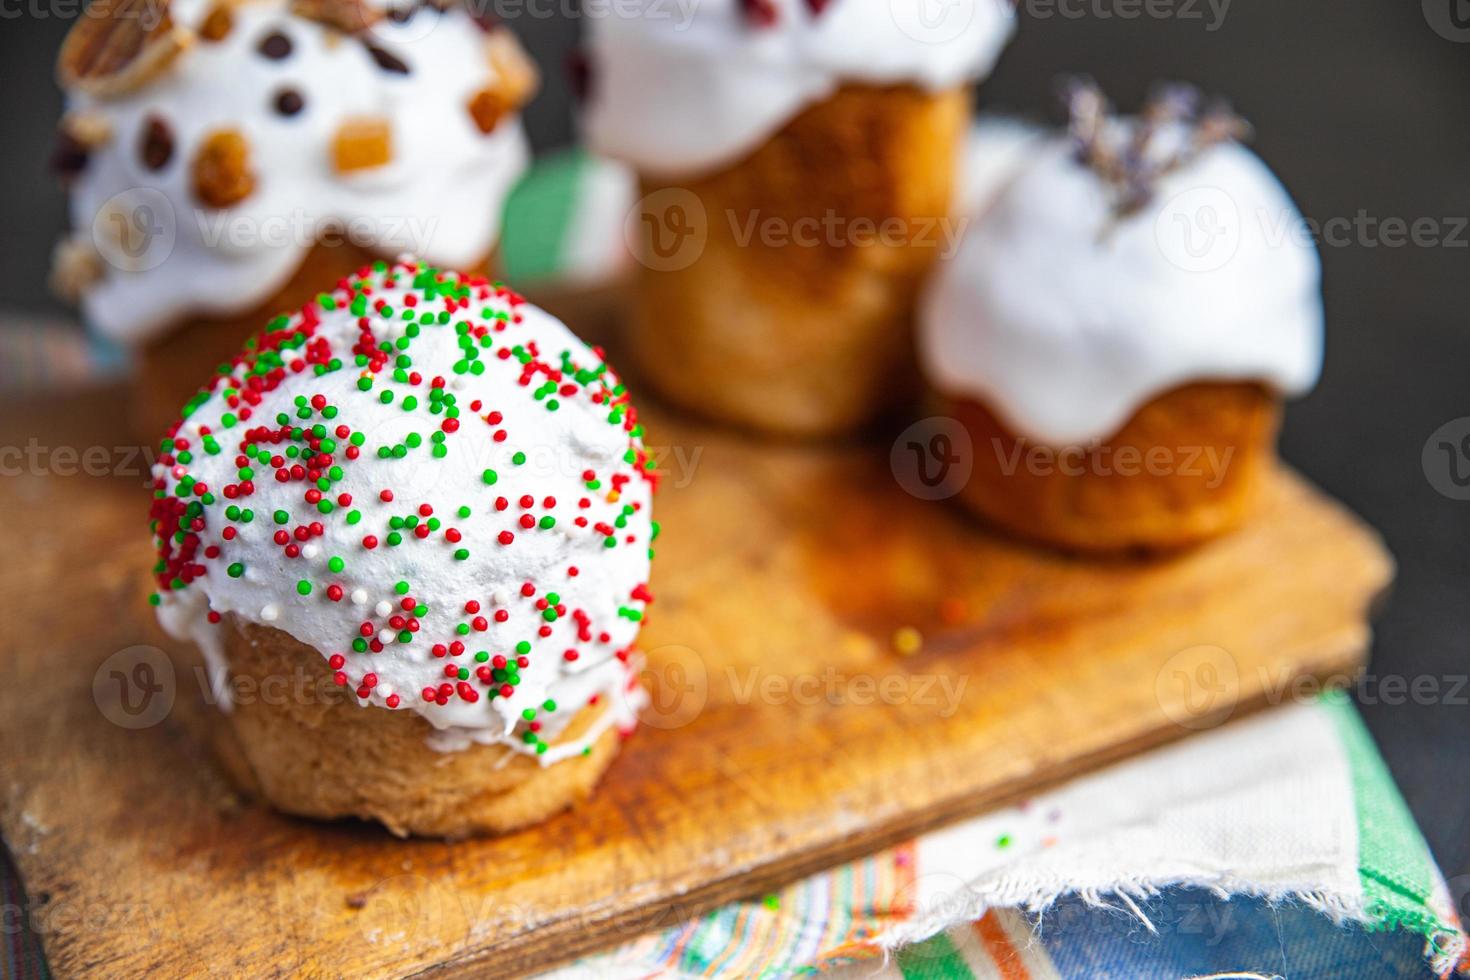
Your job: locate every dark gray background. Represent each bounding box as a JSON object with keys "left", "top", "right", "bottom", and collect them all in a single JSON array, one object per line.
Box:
[{"left": 2, "top": 0, "right": 1468, "bottom": 903}]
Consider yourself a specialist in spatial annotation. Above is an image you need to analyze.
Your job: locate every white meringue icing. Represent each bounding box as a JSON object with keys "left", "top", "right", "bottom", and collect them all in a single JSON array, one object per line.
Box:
[
  {"left": 582, "top": 0, "right": 1015, "bottom": 177},
  {"left": 151, "top": 259, "right": 655, "bottom": 761},
  {"left": 63, "top": 1, "right": 528, "bottom": 344},
  {"left": 921, "top": 133, "right": 1325, "bottom": 445}
]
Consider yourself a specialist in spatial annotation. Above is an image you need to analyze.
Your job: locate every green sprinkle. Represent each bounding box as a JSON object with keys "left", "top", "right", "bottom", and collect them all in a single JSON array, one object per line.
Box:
[{"left": 296, "top": 580, "right": 312, "bottom": 596}]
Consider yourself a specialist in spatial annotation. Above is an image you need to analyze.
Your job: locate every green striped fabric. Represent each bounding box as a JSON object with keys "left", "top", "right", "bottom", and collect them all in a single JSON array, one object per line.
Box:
[
  {"left": 1326, "top": 692, "right": 1460, "bottom": 957},
  {"left": 499, "top": 149, "right": 591, "bottom": 285}
]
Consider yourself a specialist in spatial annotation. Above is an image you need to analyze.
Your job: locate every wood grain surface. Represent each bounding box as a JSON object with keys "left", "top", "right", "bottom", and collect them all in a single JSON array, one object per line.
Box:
[{"left": 0, "top": 385, "right": 1393, "bottom": 978}]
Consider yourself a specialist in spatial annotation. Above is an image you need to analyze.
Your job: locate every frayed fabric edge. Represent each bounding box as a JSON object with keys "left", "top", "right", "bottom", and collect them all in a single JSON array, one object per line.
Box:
[
  {"left": 874, "top": 875, "right": 1467, "bottom": 976},
  {"left": 875, "top": 877, "right": 1371, "bottom": 956}
]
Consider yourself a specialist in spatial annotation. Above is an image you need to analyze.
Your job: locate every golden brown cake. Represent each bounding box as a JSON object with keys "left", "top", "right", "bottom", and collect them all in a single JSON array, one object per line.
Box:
[
  {"left": 629, "top": 84, "right": 969, "bottom": 438},
  {"left": 948, "top": 383, "right": 1280, "bottom": 553},
  {"left": 582, "top": 0, "right": 1015, "bottom": 437},
  {"left": 219, "top": 618, "right": 620, "bottom": 838}
]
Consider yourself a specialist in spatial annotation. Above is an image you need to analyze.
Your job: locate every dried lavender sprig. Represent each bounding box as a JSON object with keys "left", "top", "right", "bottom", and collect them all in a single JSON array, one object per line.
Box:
[{"left": 1060, "top": 78, "right": 1251, "bottom": 220}]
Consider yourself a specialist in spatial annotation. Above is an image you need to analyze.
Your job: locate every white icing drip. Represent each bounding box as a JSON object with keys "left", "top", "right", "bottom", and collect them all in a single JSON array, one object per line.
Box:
[
  {"left": 920, "top": 134, "right": 1325, "bottom": 445},
  {"left": 155, "top": 587, "right": 236, "bottom": 711},
  {"left": 582, "top": 0, "right": 1014, "bottom": 177},
  {"left": 152, "top": 264, "right": 654, "bottom": 763},
  {"left": 65, "top": 2, "right": 528, "bottom": 343},
  {"left": 423, "top": 653, "right": 646, "bottom": 763}
]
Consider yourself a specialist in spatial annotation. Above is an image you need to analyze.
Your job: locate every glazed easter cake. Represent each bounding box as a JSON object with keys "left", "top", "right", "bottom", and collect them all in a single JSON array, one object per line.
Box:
[
  {"left": 148, "top": 258, "right": 657, "bottom": 836},
  {"left": 921, "top": 82, "right": 1324, "bottom": 551},
  {"left": 52, "top": 0, "right": 537, "bottom": 436},
  {"left": 582, "top": 0, "right": 1015, "bottom": 437}
]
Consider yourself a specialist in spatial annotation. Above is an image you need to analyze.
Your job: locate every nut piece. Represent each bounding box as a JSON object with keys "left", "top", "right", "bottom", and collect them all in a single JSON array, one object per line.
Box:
[
  {"left": 139, "top": 114, "right": 175, "bottom": 171},
  {"left": 52, "top": 112, "right": 115, "bottom": 182},
  {"left": 198, "top": 2, "right": 233, "bottom": 41},
  {"left": 466, "top": 88, "right": 508, "bottom": 135},
  {"left": 467, "top": 30, "right": 538, "bottom": 135},
  {"left": 50, "top": 235, "right": 106, "bottom": 303},
  {"left": 57, "top": 0, "right": 193, "bottom": 98},
  {"left": 291, "top": 0, "right": 381, "bottom": 33},
  {"left": 192, "top": 128, "right": 256, "bottom": 208},
  {"left": 487, "top": 29, "right": 538, "bottom": 108},
  {"left": 331, "top": 116, "right": 393, "bottom": 173},
  {"left": 61, "top": 110, "right": 115, "bottom": 148}
]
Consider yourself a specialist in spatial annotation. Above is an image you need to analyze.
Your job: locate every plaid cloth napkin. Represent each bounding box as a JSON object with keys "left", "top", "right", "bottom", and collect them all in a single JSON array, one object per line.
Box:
[{"left": 541, "top": 696, "right": 1466, "bottom": 980}]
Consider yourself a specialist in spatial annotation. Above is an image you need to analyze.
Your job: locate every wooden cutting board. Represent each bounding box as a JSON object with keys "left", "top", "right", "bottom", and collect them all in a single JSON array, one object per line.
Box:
[{"left": 0, "top": 383, "right": 1392, "bottom": 978}]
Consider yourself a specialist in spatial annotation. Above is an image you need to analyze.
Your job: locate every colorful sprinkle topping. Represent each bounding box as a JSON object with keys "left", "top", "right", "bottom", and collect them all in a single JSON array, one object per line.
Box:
[{"left": 149, "top": 260, "right": 657, "bottom": 761}]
